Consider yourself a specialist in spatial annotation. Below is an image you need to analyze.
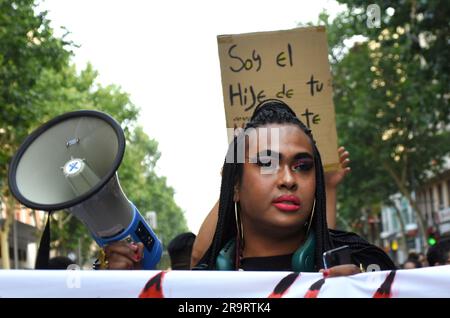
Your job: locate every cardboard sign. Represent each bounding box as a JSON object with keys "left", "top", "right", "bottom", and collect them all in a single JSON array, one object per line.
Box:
[{"left": 217, "top": 26, "right": 339, "bottom": 171}]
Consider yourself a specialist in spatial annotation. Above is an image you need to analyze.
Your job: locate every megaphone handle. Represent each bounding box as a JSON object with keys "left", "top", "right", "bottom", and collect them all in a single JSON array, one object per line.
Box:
[
  {"left": 128, "top": 212, "right": 163, "bottom": 269},
  {"left": 95, "top": 205, "right": 162, "bottom": 269}
]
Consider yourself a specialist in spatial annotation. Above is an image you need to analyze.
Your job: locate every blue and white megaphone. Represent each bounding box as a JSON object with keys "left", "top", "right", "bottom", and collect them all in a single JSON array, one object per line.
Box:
[{"left": 8, "top": 110, "right": 162, "bottom": 269}]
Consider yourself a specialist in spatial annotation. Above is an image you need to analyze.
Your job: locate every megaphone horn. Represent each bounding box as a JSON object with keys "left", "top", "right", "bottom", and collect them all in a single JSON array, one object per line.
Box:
[{"left": 8, "top": 110, "right": 162, "bottom": 269}]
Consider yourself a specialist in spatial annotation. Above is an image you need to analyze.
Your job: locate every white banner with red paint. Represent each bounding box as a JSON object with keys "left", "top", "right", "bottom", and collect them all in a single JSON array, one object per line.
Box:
[{"left": 0, "top": 265, "right": 449, "bottom": 298}]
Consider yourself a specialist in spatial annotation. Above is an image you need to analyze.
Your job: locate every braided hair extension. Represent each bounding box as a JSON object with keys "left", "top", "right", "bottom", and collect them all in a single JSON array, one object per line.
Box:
[{"left": 198, "top": 99, "right": 334, "bottom": 270}]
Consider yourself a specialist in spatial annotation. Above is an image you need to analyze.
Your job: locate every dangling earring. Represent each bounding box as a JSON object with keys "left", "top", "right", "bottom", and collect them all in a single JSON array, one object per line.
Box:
[
  {"left": 305, "top": 199, "right": 316, "bottom": 236},
  {"left": 234, "top": 201, "right": 244, "bottom": 269}
]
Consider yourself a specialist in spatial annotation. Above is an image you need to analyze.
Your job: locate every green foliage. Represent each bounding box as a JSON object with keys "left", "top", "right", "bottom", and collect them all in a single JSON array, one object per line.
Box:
[
  {"left": 0, "top": 0, "right": 72, "bottom": 190},
  {"left": 1, "top": 0, "right": 187, "bottom": 266},
  {"left": 317, "top": 1, "right": 450, "bottom": 233}
]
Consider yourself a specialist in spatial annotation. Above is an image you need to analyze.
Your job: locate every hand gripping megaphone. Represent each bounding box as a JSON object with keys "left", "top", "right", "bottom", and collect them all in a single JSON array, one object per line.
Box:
[{"left": 8, "top": 110, "right": 162, "bottom": 269}]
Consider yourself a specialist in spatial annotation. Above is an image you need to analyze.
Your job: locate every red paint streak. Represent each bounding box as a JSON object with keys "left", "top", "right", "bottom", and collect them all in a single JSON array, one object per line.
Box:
[
  {"left": 139, "top": 271, "right": 166, "bottom": 298},
  {"left": 268, "top": 273, "right": 300, "bottom": 298}
]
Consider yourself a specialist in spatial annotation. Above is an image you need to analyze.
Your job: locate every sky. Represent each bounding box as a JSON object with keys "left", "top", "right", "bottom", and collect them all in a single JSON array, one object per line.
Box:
[{"left": 39, "top": 0, "right": 346, "bottom": 234}]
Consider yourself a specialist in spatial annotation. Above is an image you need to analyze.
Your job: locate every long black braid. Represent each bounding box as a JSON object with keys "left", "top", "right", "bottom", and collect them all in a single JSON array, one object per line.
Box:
[{"left": 198, "top": 99, "right": 334, "bottom": 270}]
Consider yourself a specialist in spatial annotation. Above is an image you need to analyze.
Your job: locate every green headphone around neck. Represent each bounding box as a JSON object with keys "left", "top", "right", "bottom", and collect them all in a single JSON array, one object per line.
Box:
[{"left": 216, "top": 230, "right": 316, "bottom": 272}]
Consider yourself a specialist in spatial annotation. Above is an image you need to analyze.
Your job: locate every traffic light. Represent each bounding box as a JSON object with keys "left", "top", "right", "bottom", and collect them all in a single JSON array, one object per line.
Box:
[
  {"left": 427, "top": 228, "right": 439, "bottom": 246},
  {"left": 428, "top": 234, "right": 437, "bottom": 246}
]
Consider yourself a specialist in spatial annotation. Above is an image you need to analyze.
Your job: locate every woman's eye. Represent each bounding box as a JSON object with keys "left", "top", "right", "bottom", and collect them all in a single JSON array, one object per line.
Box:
[{"left": 292, "top": 159, "right": 313, "bottom": 171}]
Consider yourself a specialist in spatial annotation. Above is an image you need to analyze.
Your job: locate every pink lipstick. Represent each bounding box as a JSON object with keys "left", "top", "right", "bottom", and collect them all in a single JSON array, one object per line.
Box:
[{"left": 272, "top": 195, "right": 301, "bottom": 212}]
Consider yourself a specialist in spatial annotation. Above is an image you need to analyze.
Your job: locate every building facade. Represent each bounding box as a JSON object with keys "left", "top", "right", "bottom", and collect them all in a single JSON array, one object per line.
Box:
[
  {"left": 0, "top": 201, "right": 46, "bottom": 269},
  {"left": 380, "top": 166, "right": 450, "bottom": 266}
]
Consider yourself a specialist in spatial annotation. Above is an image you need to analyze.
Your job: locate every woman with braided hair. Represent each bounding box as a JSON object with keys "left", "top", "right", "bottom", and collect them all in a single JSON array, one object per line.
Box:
[
  {"left": 192, "top": 99, "right": 395, "bottom": 274},
  {"left": 104, "top": 99, "right": 395, "bottom": 275},
  {"left": 190, "top": 145, "right": 350, "bottom": 268}
]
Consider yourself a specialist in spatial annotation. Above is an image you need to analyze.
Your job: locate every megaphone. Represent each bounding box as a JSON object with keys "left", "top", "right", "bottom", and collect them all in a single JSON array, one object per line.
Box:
[{"left": 8, "top": 110, "right": 162, "bottom": 269}]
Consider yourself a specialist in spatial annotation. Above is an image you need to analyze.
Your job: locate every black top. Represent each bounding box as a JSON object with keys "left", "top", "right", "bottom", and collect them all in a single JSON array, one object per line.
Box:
[
  {"left": 194, "top": 229, "right": 397, "bottom": 271},
  {"left": 229, "top": 230, "right": 396, "bottom": 272},
  {"left": 240, "top": 254, "right": 293, "bottom": 271}
]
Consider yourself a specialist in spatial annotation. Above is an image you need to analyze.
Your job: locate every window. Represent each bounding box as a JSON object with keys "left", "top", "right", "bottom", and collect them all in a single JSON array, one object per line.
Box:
[
  {"left": 429, "top": 188, "right": 434, "bottom": 212},
  {"left": 19, "top": 249, "right": 27, "bottom": 262},
  {"left": 447, "top": 179, "right": 450, "bottom": 208},
  {"left": 438, "top": 183, "right": 444, "bottom": 210}
]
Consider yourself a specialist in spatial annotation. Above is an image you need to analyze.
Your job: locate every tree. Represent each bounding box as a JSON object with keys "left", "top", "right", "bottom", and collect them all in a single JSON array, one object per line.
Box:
[
  {"left": 1, "top": 0, "right": 187, "bottom": 268},
  {"left": 317, "top": 1, "right": 450, "bottom": 250},
  {"left": 0, "top": 0, "right": 71, "bottom": 268}
]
